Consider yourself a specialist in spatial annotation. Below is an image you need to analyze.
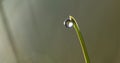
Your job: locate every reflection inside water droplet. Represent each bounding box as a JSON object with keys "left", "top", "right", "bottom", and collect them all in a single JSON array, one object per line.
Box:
[{"left": 64, "top": 18, "right": 73, "bottom": 28}]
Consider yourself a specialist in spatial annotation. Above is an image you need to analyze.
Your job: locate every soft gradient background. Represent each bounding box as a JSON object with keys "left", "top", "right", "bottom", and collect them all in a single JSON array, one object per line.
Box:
[{"left": 0, "top": 0, "right": 120, "bottom": 63}]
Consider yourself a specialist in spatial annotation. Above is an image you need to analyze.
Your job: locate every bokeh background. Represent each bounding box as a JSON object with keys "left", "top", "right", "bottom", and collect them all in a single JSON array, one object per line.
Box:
[{"left": 0, "top": 0, "right": 120, "bottom": 63}]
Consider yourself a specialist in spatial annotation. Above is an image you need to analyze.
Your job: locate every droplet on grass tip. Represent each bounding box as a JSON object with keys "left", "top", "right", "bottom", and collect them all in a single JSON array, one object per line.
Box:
[{"left": 64, "top": 18, "right": 73, "bottom": 28}]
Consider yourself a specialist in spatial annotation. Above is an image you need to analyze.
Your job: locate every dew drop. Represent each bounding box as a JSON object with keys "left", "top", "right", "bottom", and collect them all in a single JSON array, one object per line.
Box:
[{"left": 64, "top": 18, "right": 73, "bottom": 28}]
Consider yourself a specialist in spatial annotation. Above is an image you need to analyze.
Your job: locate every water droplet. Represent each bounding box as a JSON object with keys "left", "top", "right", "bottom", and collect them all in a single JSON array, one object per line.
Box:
[{"left": 64, "top": 18, "right": 73, "bottom": 28}]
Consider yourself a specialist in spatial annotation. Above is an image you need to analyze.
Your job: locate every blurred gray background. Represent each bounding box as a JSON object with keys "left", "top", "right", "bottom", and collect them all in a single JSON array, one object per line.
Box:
[{"left": 0, "top": 0, "right": 120, "bottom": 63}]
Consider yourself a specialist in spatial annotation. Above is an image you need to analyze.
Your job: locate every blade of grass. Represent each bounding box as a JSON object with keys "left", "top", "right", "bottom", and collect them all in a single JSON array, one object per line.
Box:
[{"left": 64, "top": 16, "right": 90, "bottom": 63}]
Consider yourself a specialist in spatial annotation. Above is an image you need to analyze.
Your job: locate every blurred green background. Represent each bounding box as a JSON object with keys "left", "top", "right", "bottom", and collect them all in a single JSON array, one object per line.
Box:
[{"left": 0, "top": 0, "right": 120, "bottom": 63}]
